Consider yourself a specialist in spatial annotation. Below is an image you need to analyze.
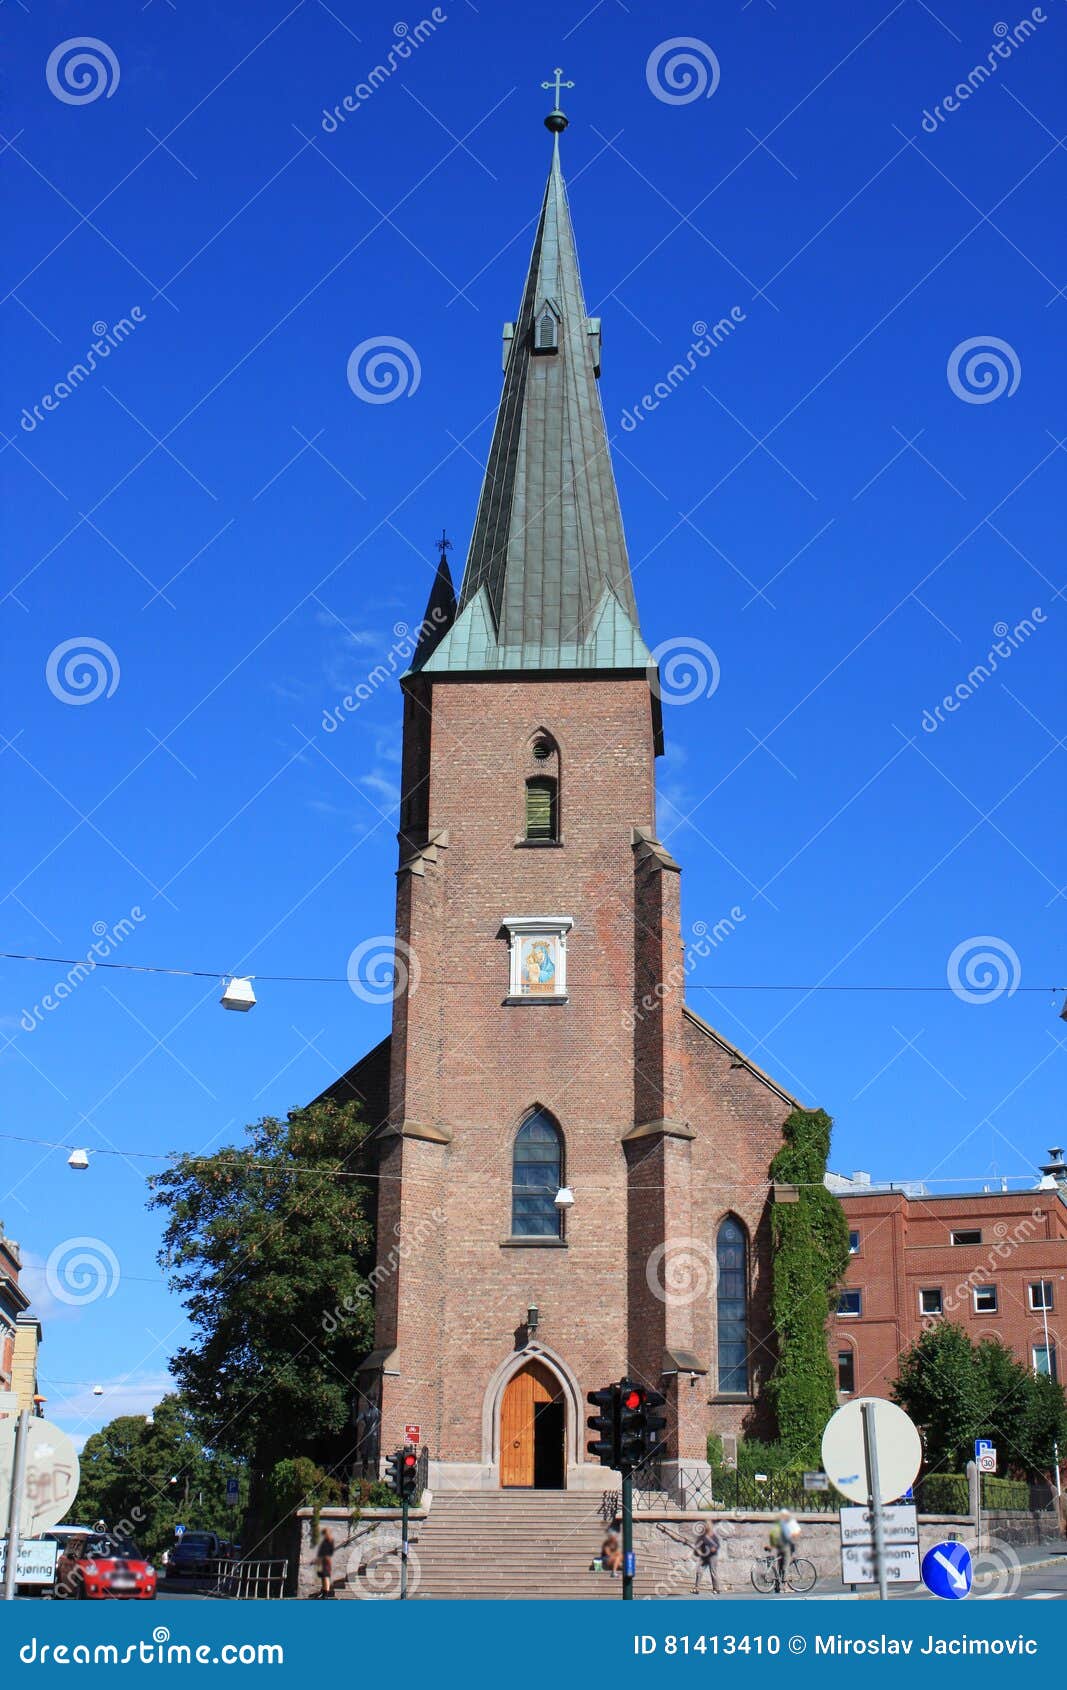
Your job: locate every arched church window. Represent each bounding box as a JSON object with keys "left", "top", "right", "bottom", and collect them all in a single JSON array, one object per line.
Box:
[
  {"left": 512, "top": 1110, "right": 563, "bottom": 1238},
  {"left": 525, "top": 776, "right": 558, "bottom": 841},
  {"left": 716, "top": 1216, "right": 749, "bottom": 1394}
]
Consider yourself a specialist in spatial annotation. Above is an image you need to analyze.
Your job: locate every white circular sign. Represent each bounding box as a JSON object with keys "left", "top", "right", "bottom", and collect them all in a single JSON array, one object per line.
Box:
[
  {"left": 0, "top": 1417, "right": 81, "bottom": 1536},
  {"left": 821, "top": 1397, "right": 921, "bottom": 1505}
]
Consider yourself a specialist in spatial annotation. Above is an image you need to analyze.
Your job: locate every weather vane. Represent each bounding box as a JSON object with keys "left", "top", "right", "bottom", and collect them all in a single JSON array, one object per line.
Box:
[
  {"left": 435, "top": 528, "right": 452, "bottom": 563},
  {"left": 542, "top": 67, "right": 574, "bottom": 133}
]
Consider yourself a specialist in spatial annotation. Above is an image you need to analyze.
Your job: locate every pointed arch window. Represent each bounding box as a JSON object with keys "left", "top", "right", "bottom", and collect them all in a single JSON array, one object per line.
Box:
[
  {"left": 512, "top": 1110, "right": 563, "bottom": 1238},
  {"left": 533, "top": 299, "right": 561, "bottom": 355},
  {"left": 716, "top": 1216, "right": 749, "bottom": 1394},
  {"left": 525, "top": 776, "right": 558, "bottom": 841}
]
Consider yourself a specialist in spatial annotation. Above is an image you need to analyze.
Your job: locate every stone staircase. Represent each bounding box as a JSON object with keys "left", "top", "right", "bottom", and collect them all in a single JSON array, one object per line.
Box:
[{"left": 408, "top": 1489, "right": 677, "bottom": 1600}]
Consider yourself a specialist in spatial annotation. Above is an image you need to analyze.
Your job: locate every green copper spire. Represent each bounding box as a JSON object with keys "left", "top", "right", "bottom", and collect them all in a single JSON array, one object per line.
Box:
[{"left": 414, "top": 82, "right": 650, "bottom": 677}]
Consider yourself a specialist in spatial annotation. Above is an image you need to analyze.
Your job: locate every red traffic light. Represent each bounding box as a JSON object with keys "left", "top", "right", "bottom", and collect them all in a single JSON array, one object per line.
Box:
[
  {"left": 622, "top": 1388, "right": 642, "bottom": 1411},
  {"left": 403, "top": 1452, "right": 417, "bottom": 1468}
]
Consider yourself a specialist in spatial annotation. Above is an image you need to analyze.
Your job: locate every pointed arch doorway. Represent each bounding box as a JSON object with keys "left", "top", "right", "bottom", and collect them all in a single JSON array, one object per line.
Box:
[{"left": 499, "top": 1359, "right": 566, "bottom": 1488}]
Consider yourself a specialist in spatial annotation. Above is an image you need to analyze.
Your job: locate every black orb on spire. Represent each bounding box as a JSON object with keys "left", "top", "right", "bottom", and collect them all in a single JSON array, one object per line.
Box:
[{"left": 544, "top": 107, "right": 569, "bottom": 134}]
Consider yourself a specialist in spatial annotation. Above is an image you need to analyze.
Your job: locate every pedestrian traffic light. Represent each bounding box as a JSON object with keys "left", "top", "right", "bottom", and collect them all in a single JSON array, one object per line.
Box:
[
  {"left": 617, "top": 1379, "right": 668, "bottom": 1470},
  {"left": 398, "top": 1448, "right": 419, "bottom": 1502},
  {"left": 587, "top": 1382, "right": 620, "bottom": 1468}
]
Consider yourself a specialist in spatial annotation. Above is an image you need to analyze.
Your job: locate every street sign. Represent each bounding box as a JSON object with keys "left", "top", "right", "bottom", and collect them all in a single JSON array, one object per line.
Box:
[
  {"left": 840, "top": 1503, "right": 918, "bottom": 1547},
  {"left": 974, "top": 1438, "right": 993, "bottom": 1459},
  {"left": 225, "top": 1477, "right": 239, "bottom": 1507},
  {"left": 175, "top": 1523, "right": 186, "bottom": 1537},
  {"left": 404, "top": 1424, "right": 420, "bottom": 1447},
  {"left": 0, "top": 1417, "right": 80, "bottom": 1537},
  {"left": 842, "top": 1542, "right": 921, "bottom": 1585},
  {"left": 802, "top": 1471, "right": 830, "bottom": 1492},
  {"left": 623, "top": 1550, "right": 635, "bottom": 1578},
  {"left": 978, "top": 1451, "right": 997, "bottom": 1473},
  {"left": 921, "top": 1541, "right": 973, "bottom": 1600},
  {"left": 0, "top": 1537, "right": 59, "bottom": 1586},
  {"left": 821, "top": 1398, "right": 922, "bottom": 1505}
]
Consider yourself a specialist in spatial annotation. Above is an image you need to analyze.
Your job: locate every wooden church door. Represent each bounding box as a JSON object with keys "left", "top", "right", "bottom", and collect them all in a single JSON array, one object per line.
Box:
[{"left": 499, "top": 1361, "right": 565, "bottom": 1487}]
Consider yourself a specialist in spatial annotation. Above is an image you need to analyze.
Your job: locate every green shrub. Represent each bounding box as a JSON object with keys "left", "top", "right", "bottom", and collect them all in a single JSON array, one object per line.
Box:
[
  {"left": 981, "top": 1476, "right": 1030, "bottom": 1511},
  {"left": 914, "top": 1473, "right": 970, "bottom": 1515}
]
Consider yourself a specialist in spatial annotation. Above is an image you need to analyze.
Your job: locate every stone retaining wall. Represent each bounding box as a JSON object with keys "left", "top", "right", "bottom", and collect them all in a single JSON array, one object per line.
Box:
[{"left": 295, "top": 1504, "right": 426, "bottom": 1600}]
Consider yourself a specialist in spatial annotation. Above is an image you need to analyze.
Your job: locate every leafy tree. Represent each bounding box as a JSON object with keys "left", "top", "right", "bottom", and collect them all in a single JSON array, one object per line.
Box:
[
  {"left": 893, "top": 1324, "right": 1067, "bottom": 1480},
  {"left": 77, "top": 1393, "right": 245, "bottom": 1559},
  {"left": 766, "top": 1108, "right": 851, "bottom": 1460},
  {"left": 149, "top": 1099, "right": 376, "bottom": 1489}
]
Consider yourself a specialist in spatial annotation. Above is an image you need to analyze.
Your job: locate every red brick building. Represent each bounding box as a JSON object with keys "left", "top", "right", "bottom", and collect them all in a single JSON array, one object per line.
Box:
[
  {"left": 323, "top": 103, "right": 805, "bottom": 1491},
  {"left": 828, "top": 1150, "right": 1067, "bottom": 1405}
]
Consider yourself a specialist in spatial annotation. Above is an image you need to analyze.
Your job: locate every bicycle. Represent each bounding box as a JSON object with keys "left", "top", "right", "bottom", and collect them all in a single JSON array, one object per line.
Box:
[{"left": 750, "top": 1552, "right": 817, "bottom": 1594}]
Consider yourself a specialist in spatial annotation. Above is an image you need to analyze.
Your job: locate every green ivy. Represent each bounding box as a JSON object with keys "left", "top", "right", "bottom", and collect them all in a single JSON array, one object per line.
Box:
[{"left": 766, "top": 1108, "right": 851, "bottom": 1463}]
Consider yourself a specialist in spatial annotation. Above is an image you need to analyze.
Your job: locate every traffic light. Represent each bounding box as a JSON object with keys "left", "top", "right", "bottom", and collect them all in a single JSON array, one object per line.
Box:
[
  {"left": 398, "top": 1447, "right": 419, "bottom": 1502},
  {"left": 385, "top": 1448, "right": 404, "bottom": 1495},
  {"left": 617, "top": 1379, "right": 668, "bottom": 1470},
  {"left": 587, "top": 1383, "right": 620, "bottom": 1468}
]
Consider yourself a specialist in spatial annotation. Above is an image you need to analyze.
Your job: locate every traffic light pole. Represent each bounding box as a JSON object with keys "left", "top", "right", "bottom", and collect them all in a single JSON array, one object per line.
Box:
[
  {"left": 400, "top": 1493, "right": 409, "bottom": 1600},
  {"left": 621, "top": 1468, "right": 634, "bottom": 1602}
]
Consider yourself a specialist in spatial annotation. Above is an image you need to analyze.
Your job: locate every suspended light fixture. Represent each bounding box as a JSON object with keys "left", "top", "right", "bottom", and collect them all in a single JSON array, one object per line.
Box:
[
  {"left": 554, "top": 1185, "right": 574, "bottom": 1210},
  {"left": 220, "top": 976, "right": 256, "bottom": 1012},
  {"left": 67, "top": 1148, "right": 89, "bottom": 1171},
  {"left": 92, "top": 1385, "right": 103, "bottom": 1397}
]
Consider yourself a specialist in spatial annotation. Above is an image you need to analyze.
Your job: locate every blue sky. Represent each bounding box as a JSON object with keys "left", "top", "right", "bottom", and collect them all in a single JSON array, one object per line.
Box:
[{"left": 2, "top": 0, "right": 1064, "bottom": 1445}]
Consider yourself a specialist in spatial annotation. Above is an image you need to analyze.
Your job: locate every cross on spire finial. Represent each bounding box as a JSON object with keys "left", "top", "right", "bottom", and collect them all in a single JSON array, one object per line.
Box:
[
  {"left": 435, "top": 528, "right": 452, "bottom": 563},
  {"left": 542, "top": 67, "right": 574, "bottom": 133}
]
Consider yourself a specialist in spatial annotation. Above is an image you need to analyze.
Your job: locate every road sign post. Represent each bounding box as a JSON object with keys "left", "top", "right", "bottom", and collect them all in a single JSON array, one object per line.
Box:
[
  {"left": 1, "top": 1411, "right": 29, "bottom": 1603},
  {"left": 862, "top": 1401, "right": 889, "bottom": 1603}
]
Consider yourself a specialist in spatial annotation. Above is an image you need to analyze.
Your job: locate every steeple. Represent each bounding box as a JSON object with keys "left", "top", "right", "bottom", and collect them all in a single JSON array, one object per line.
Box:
[{"left": 415, "top": 80, "right": 651, "bottom": 676}]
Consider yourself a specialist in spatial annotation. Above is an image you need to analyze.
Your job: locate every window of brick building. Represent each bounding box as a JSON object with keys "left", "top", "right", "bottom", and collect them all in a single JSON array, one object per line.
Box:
[
  {"left": 848, "top": 1230, "right": 861, "bottom": 1255},
  {"left": 525, "top": 776, "right": 558, "bottom": 841},
  {"left": 716, "top": 1216, "right": 749, "bottom": 1394},
  {"left": 837, "top": 1289, "right": 862, "bottom": 1317},
  {"left": 920, "top": 1287, "right": 943, "bottom": 1316},
  {"left": 837, "top": 1350, "right": 855, "bottom": 1394},
  {"left": 951, "top": 1229, "right": 982, "bottom": 1245},
  {"left": 973, "top": 1284, "right": 997, "bottom": 1313},
  {"left": 1029, "top": 1281, "right": 1054, "bottom": 1312},
  {"left": 511, "top": 1110, "right": 563, "bottom": 1238},
  {"left": 1033, "top": 1343, "right": 1058, "bottom": 1381}
]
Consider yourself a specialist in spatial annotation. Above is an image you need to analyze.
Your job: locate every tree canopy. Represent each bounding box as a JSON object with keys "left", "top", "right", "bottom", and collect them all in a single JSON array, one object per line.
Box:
[
  {"left": 892, "top": 1321, "right": 1067, "bottom": 1478},
  {"left": 148, "top": 1099, "right": 376, "bottom": 1481}
]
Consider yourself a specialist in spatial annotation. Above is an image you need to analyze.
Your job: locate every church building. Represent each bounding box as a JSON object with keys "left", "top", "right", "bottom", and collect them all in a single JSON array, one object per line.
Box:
[{"left": 328, "top": 92, "right": 805, "bottom": 1492}]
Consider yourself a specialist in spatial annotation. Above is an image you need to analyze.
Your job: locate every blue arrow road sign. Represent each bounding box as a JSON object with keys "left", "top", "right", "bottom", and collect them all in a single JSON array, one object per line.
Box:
[{"left": 922, "top": 1542, "right": 972, "bottom": 1600}]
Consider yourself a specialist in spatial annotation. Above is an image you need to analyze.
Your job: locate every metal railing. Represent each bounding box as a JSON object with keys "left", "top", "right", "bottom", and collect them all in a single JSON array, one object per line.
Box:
[
  {"left": 201, "top": 1558, "right": 289, "bottom": 1600},
  {"left": 629, "top": 1465, "right": 839, "bottom": 1514}
]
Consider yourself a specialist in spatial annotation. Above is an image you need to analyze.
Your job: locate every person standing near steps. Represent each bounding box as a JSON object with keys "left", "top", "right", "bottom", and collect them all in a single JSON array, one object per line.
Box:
[{"left": 692, "top": 1522, "right": 722, "bottom": 1594}]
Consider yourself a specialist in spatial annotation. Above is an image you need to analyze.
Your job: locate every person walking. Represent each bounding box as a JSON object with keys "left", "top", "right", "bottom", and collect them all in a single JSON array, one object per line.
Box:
[
  {"left": 314, "top": 1527, "right": 336, "bottom": 1599},
  {"left": 692, "top": 1522, "right": 721, "bottom": 1594}
]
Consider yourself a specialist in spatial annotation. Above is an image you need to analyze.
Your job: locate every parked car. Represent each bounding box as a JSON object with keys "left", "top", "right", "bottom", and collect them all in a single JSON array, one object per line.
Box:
[
  {"left": 165, "top": 1531, "right": 222, "bottom": 1579},
  {"left": 55, "top": 1534, "right": 156, "bottom": 1600}
]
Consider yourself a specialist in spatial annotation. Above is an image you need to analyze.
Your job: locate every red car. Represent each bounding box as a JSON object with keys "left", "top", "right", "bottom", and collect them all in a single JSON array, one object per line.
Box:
[{"left": 56, "top": 1534, "right": 157, "bottom": 1600}]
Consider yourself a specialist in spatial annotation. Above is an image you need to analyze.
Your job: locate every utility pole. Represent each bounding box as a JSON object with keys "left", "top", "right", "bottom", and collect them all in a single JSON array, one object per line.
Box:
[
  {"left": 1039, "top": 1292, "right": 1062, "bottom": 1497},
  {"left": 861, "top": 1401, "right": 888, "bottom": 1602},
  {"left": 2, "top": 1410, "right": 30, "bottom": 1602}
]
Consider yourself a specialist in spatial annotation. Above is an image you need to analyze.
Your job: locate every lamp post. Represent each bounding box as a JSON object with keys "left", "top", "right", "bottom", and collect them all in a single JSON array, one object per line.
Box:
[{"left": 1038, "top": 1287, "right": 1062, "bottom": 1498}]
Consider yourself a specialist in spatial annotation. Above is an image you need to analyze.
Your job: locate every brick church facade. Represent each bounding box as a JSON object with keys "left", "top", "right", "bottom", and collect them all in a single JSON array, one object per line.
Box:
[{"left": 326, "top": 102, "right": 806, "bottom": 1491}]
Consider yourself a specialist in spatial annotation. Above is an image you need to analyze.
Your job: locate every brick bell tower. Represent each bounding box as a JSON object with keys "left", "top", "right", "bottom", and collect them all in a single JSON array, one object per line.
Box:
[{"left": 335, "top": 86, "right": 799, "bottom": 1494}]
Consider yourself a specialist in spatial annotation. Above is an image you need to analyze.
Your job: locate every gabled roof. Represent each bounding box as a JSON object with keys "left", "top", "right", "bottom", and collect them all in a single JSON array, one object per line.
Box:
[{"left": 412, "top": 126, "right": 650, "bottom": 676}]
